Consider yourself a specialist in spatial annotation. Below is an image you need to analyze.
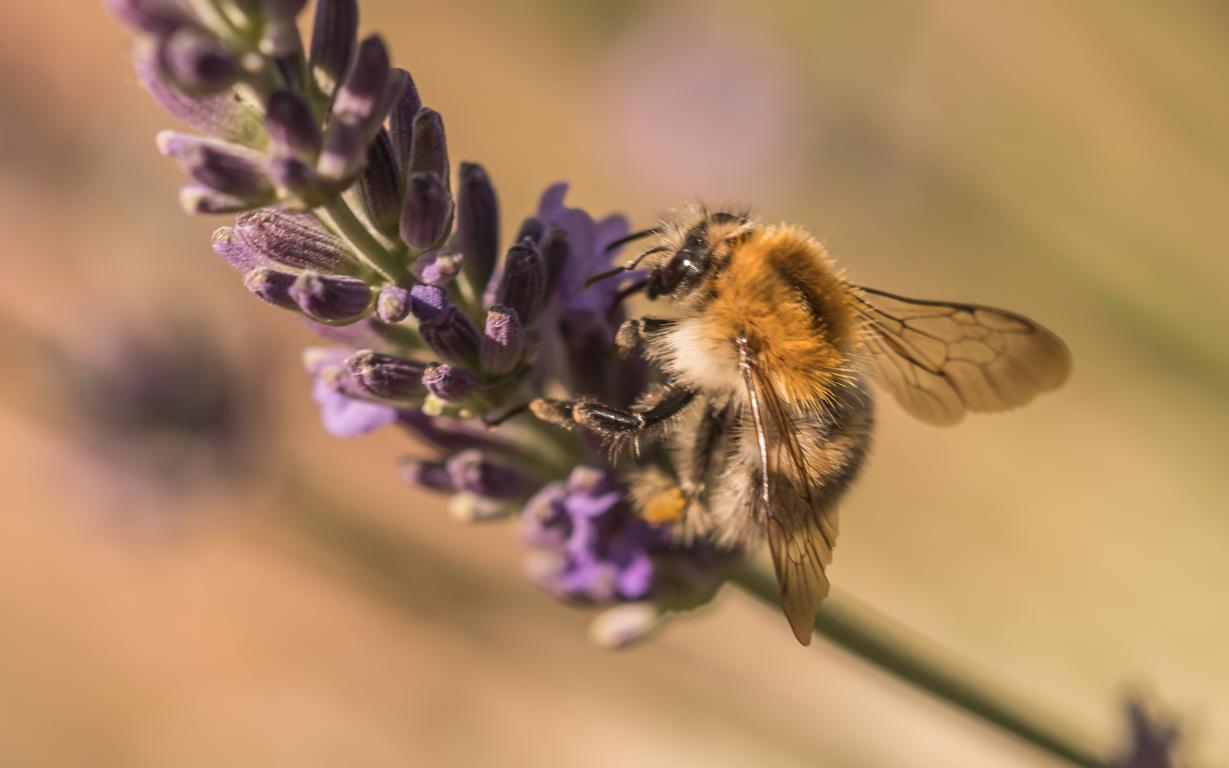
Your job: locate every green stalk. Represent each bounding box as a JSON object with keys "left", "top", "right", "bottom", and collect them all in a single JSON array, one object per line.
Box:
[
  {"left": 318, "top": 198, "right": 407, "bottom": 286},
  {"left": 731, "top": 567, "right": 1109, "bottom": 768}
]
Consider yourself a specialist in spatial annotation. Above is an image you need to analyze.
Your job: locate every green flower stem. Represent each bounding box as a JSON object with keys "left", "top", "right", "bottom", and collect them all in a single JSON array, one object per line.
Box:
[
  {"left": 731, "top": 567, "right": 1108, "bottom": 768},
  {"left": 318, "top": 199, "right": 406, "bottom": 286}
]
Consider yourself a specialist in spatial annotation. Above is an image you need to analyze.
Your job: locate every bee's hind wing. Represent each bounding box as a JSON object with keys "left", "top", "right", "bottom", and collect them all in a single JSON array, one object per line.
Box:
[{"left": 737, "top": 337, "right": 837, "bottom": 646}]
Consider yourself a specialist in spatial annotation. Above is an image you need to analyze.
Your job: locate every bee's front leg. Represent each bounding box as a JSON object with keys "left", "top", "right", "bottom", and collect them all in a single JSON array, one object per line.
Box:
[
  {"left": 615, "top": 316, "right": 675, "bottom": 357},
  {"left": 531, "top": 386, "right": 695, "bottom": 440}
]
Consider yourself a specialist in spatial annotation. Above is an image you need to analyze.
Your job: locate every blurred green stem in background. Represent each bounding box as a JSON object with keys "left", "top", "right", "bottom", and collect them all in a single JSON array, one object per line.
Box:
[{"left": 732, "top": 567, "right": 1108, "bottom": 768}]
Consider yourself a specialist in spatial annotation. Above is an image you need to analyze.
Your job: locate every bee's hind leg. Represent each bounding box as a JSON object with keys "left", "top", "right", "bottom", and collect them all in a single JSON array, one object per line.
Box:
[{"left": 531, "top": 386, "right": 695, "bottom": 441}]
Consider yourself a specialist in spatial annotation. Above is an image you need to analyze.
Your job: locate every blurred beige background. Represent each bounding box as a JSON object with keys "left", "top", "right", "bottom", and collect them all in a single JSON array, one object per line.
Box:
[{"left": 1, "top": 1, "right": 1226, "bottom": 765}]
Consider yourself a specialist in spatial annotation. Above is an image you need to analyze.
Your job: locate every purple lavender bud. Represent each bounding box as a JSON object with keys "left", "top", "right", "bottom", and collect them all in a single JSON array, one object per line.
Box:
[
  {"left": 396, "top": 410, "right": 510, "bottom": 454},
  {"left": 480, "top": 305, "right": 523, "bottom": 375},
  {"left": 399, "top": 458, "right": 454, "bottom": 493},
  {"left": 516, "top": 217, "right": 544, "bottom": 244},
  {"left": 265, "top": 91, "right": 321, "bottom": 161},
  {"left": 332, "top": 35, "right": 389, "bottom": 125},
  {"left": 317, "top": 117, "right": 365, "bottom": 180},
  {"left": 135, "top": 44, "right": 263, "bottom": 145},
  {"left": 233, "top": 210, "right": 356, "bottom": 274},
  {"left": 106, "top": 0, "right": 192, "bottom": 35},
  {"left": 540, "top": 225, "right": 570, "bottom": 297},
  {"left": 159, "top": 28, "right": 239, "bottom": 94},
  {"left": 268, "top": 156, "right": 323, "bottom": 202},
  {"left": 387, "top": 68, "right": 422, "bottom": 172},
  {"left": 445, "top": 450, "right": 531, "bottom": 500},
  {"left": 177, "top": 143, "right": 273, "bottom": 200},
  {"left": 346, "top": 350, "right": 427, "bottom": 401},
  {"left": 244, "top": 267, "right": 297, "bottom": 308},
  {"left": 355, "top": 131, "right": 402, "bottom": 238},
  {"left": 211, "top": 226, "right": 263, "bottom": 271},
  {"left": 399, "top": 172, "right": 453, "bottom": 250},
  {"left": 289, "top": 272, "right": 373, "bottom": 323},
  {"left": 309, "top": 0, "right": 358, "bottom": 99},
  {"left": 420, "top": 307, "right": 480, "bottom": 365},
  {"left": 179, "top": 186, "right": 253, "bottom": 214},
  {"left": 494, "top": 242, "right": 546, "bottom": 324},
  {"left": 422, "top": 363, "right": 478, "bottom": 402},
  {"left": 455, "top": 162, "right": 499, "bottom": 292},
  {"left": 376, "top": 285, "right": 411, "bottom": 323},
  {"left": 410, "top": 251, "right": 462, "bottom": 286},
  {"left": 406, "top": 108, "right": 448, "bottom": 182},
  {"left": 407, "top": 283, "right": 448, "bottom": 324}
]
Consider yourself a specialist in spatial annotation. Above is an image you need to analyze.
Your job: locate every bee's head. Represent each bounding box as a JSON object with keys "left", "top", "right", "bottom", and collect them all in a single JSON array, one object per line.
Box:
[{"left": 589, "top": 205, "right": 756, "bottom": 304}]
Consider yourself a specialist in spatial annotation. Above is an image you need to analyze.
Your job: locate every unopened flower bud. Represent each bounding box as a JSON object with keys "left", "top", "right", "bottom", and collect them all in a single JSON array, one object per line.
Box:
[
  {"left": 480, "top": 305, "right": 523, "bottom": 375},
  {"left": 265, "top": 90, "right": 321, "bottom": 161},
  {"left": 516, "top": 217, "right": 544, "bottom": 244},
  {"left": 317, "top": 117, "right": 365, "bottom": 179},
  {"left": 540, "top": 225, "right": 570, "bottom": 297},
  {"left": 406, "top": 108, "right": 448, "bottom": 182},
  {"left": 177, "top": 142, "right": 273, "bottom": 200},
  {"left": 332, "top": 35, "right": 390, "bottom": 125},
  {"left": 410, "top": 251, "right": 462, "bottom": 286},
  {"left": 346, "top": 350, "right": 427, "bottom": 401},
  {"left": 445, "top": 449, "right": 531, "bottom": 500},
  {"left": 309, "top": 0, "right": 358, "bottom": 99},
  {"left": 407, "top": 283, "right": 448, "bottom": 324},
  {"left": 494, "top": 241, "right": 546, "bottom": 324},
  {"left": 399, "top": 458, "right": 454, "bottom": 493},
  {"left": 179, "top": 186, "right": 253, "bottom": 214},
  {"left": 387, "top": 67, "right": 422, "bottom": 171},
  {"left": 159, "top": 28, "right": 239, "bottom": 94},
  {"left": 422, "top": 363, "right": 478, "bottom": 402},
  {"left": 105, "top": 0, "right": 192, "bottom": 35},
  {"left": 455, "top": 162, "right": 499, "bottom": 291},
  {"left": 234, "top": 210, "right": 356, "bottom": 274},
  {"left": 211, "top": 226, "right": 262, "bottom": 271},
  {"left": 376, "top": 285, "right": 411, "bottom": 322},
  {"left": 244, "top": 267, "right": 298, "bottom": 308},
  {"left": 268, "top": 156, "right": 323, "bottom": 202},
  {"left": 356, "top": 131, "right": 402, "bottom": 238},
  {"left": 136, "top": 43, "right": 264, "bottom": 145},
  {"left": 420, "top": 307, "right": 480, "bottom": 364},
  {"left": 400, "top": 172, "right": 452, "bottom": 250},
  {"left": 290, "top": 272, "right": 373, "bottom": 323}
]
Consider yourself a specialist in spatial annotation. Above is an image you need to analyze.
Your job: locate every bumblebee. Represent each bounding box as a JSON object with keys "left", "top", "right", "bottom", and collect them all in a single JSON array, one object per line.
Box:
[{"left": 532, "top": 205, "right": 1071, "bottom": 644}]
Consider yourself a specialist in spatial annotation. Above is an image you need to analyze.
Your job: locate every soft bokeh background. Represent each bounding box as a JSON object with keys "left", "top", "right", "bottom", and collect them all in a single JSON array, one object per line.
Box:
[{"left": 1, "top": 1, "right": 1225, "bottom": 765}]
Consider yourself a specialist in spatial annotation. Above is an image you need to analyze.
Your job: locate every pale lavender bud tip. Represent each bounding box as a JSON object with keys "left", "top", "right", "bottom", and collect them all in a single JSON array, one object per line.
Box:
[
  {"left": 399, "top": 171, "right": 453, "bottom": 250},
  {"left": 211, "top": 226, "right": 263, "bottom": 271},
  {"left": 407, "top": 283, "right": 449, "bottom": 324},
  {"left": 309, "top": 0, "right": 358, "bottom": 99},
  {"left": 494, "top": 241, "right": 546, "bottom": 324},
  {"left": 347, "top": 350, "right": 427, "bottom": 401},
  {"left": 422, "top": 363, "right": 478, "bottom": 402},
  {"left": 180, "top": 185, "right": 254, "bottom": 214},
  {"left": 376, "top": 285, "right": 411, "bottom": 323},
  {"left": 244, "top": 267, "right": 298, "bottom": 308},
  {"left": 480, "top": 304, "right": 523, "bottom": 375},
  {"left": 399, "top": 458, "right": 454, "bottom": 493},
  {"left": 445, "top": 449, "right": 531, "bottom": 500},
  {"left": 290, "top": 272, "right": 373, "bottom": 323},
  {"left": 410, "top": 250, "right": 463, "bottom": 286},
  {"left": 456, "top": 161, "right": 499, "bottom": 290},
  {"left": 265, "top": 90, "right": 322, "bottom": 161}
]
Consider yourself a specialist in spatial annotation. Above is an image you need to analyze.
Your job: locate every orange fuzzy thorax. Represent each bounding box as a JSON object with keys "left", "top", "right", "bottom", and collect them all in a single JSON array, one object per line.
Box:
[{"left": 701, "top": 224, "right": 856, "bottom": 408}]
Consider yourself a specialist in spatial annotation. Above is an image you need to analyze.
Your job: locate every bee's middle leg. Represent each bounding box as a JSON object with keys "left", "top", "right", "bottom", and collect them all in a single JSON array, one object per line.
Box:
[
  {"left": 531, "top": 386, "right": 695, "bottom": 439},
  {"left": 615, "top": 316, "right": 674, "bottom": 356}
]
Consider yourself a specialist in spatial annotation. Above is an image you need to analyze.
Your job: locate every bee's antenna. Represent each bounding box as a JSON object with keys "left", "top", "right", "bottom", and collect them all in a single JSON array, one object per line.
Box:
[
  {"left": 603, "top": 227, "right": 659, "bottom": 255},
  {"left": 583, "top": 246, "right": 667, "bottom": 288}
]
